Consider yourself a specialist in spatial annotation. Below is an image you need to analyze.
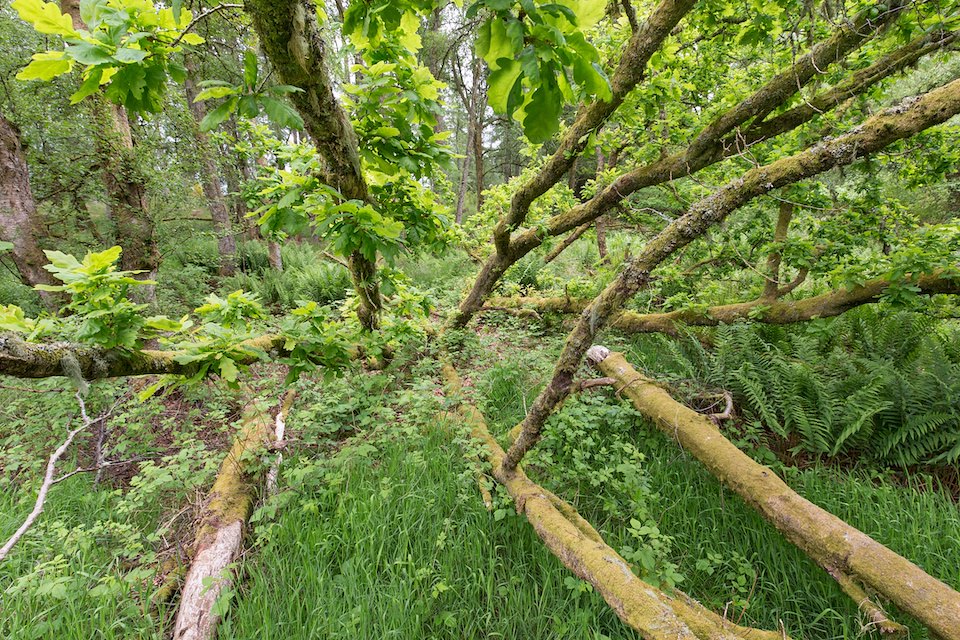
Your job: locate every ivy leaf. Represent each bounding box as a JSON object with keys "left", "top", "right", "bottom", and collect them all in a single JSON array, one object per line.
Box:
[
  {"left": 259, "top": 96, "right": 304, "bottom": 131},
  {"left": 12, "top": 0, "right": 77, "bottom": 36},
  {"left": 17, "top": 51, "right": 73, "bottom": 81},
  {"left": 199, "top": 96, "right": 238, "bottom": 132}
]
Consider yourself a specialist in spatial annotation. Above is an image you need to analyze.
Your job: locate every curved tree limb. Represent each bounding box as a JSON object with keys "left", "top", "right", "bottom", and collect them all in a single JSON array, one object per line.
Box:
[
  {"left": 492, "top": 0, "right": 697, "bottom": 253},
  {"left": 484, "top": 271, "right": 960, "bottom": 336},
  {"left": 0, "top": 334, "right": 287, "bottom": 379},
  {"left": 499, "top": 76, "right": 960, "bottom": 472},
  {"left": 441, "top": 364, "right": 786, "bottom": 640},
  {"left": 451, "top": 8, "right": 949, "bottom": 328},
  {"left": 589, "top": 347, "right": 957, "bottom": 640}
]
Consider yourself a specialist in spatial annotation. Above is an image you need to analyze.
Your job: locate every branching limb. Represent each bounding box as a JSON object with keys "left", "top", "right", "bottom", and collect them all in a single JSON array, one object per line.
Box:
[
  {"left": 491, "top": 0, "right": 697, "bottom": 253},
  {"left": 543, "top": 221, "right": 593, "bottom": 264},
  {"left": 0, "top": 392, "right": 108, "bottom": 562},
  {"left": 0, "top": 333, "right": 289, "bottom": 379},
  {"left": 499, "top": 78, "right": 960, "bottom": 471},
  {"left": 452, "top": 7, "right": 952, "bottom": 328}
]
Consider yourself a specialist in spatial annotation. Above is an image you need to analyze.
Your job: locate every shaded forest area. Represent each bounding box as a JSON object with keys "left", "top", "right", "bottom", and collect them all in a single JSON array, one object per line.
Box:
[{"left": 1, "top": 0, "right": 960, "bottom": 638}]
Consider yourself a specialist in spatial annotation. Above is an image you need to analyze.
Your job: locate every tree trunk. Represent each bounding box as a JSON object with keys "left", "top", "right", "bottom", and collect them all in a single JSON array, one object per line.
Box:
[
  {"left": 348, "top": 251, "right": 381, "bottom": 331},
  {"left": 245, "top": 0, "right": 382, "bottom": 329},
  {"left": 61, "top": 0, "right": 158, "bottom": 286},
  {"left": 590, "top": 347, "right": 960, "bottom": 640},
  {"left": 0, "top": 115, "right": 60, "bottom": 307},
  {"left": 268, "top": 241, "right": 283, "bottom": 271},
  {"left": 596, "top": 215, "right": 608, "bottom": 261},
  {"left": 762, "top": 201, "right": 793, "bottom": 300},
  {"left": 183, "top": 58, "right": 237, "bottom": 276}
]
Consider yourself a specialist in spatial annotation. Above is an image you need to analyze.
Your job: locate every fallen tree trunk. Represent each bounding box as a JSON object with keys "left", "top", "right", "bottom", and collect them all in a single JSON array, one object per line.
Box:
[
  {"left": 172, "top": 391, "right": 295, "bottom": 640},
  {"left": 588, "top": 346, "right": 960, "bottom": 640},
  {"left": 441, "top": 363, "right": 785, "bottom": 640},
  {"left": 0, "top": 334, "right": 288, "bottom": 379},
  {"left": 485, "top": 271, "right": 960, "bottom": 336}
]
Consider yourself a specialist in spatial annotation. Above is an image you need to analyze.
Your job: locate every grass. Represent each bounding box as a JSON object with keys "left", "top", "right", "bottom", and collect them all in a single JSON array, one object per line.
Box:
[
  {"left": 2, "top": 249, "right": 959, "bottom": 640},
  {"left": 224, "top": 421, "right": 637, "bottom": 640},
  {"left": 627, "top": 428, "right": 960, "bottom": 638},
  {"left": 0, "top": 475, "right": 167, "bottom": 640}
]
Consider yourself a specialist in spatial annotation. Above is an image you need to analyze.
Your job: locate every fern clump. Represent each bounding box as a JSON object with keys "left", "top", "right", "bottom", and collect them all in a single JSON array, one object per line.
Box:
[{"left": 627, "top": 307, "right": 960, "bottom": 468}]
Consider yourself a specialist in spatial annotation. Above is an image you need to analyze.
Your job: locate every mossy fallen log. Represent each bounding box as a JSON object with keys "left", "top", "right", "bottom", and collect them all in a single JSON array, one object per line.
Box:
[
  {"left": 441, "top": 363, "right": 786, "bottom": 640},
  {"left": 589, "top": 346, "right": 959, "bottom": 640},
  {"left": 172, "top": 391, "right": 295, "bottom": 640}
]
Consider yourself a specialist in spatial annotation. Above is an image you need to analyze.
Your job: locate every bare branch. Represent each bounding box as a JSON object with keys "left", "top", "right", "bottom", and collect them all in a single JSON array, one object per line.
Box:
[{"left": 0, "top": 392, "right": 95, "bottom": 562}]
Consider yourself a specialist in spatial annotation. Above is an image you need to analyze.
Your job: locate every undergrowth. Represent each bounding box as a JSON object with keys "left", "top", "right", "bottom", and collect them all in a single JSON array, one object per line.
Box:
[{"left": 625, "top": 306, "right": 960, "bottom": 467}]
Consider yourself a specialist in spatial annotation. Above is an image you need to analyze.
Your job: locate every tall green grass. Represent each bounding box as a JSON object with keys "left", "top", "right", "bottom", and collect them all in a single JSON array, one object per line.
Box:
[{"left": 225, "top": 423, "right": 637, "bottom": 640}]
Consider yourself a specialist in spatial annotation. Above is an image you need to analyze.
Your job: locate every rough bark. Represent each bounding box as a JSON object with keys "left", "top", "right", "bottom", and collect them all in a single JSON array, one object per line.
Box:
[
  {"left": 0, "top": 334, "right": 288, "bottom": 379},
  {"left": 499, "top": 77, "right": 960, "bottom": 471},
  {"left": 268, "top": 241, "right": 283, "bottom": 271},
  {"left": 183, "top": 58, "right": 236, "bottom": 276},
  {"left": 349, "top": 250, "right": 382, "bottom": 331},
  {"left": 442, "top": 364, "right": 785, "bottom": 640},
  {"left": 590, "top": 347, "right": 960, "bottom": 640},
  {"left": 61, "top": 0, "right": 158, "bottom": 281},
  {"left": 0, "top": 115, "right": 60, "bottom": 306},
  {"left": 172, "top": 392, "right": 294, "bottom": 640},
  {"left": 486, "top": 271, "right": 960, "bottom": 335},
  {"left": 245, "top": 0, "right": 381, "bottom": 329},
  {"left": 451, "top": 6, "right": 940, "bottom": 328}
]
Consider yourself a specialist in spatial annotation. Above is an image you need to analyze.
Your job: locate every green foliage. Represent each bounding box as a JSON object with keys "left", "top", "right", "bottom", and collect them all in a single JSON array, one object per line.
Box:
[
  {"left": 27, "top": 246, "right": 184, "bottom": 349},
  {"left": 14, "top": 0, "right": 200, "bottom": 113},
  {"left": 627, "top": 307, "right": 960, "bottom": 467},
  {"left": 193, "top": 50, "right": 304, "bottom": 132},
  {"left": 469, "top": 0, "right": 611, "bottom": 142},
  {"left": 194, "top": 290, "right": 266, "bottom": 330}
]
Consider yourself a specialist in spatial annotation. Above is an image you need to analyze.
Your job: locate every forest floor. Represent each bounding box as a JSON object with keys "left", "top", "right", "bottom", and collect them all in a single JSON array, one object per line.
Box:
[{"left": 1, "top": 250, "right": 959, "bottom": 640}]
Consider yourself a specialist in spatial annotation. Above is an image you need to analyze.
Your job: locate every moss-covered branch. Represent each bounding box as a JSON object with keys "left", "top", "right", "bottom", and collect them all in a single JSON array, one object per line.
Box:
[
  {"left": 499, "top": 77, "right": 960, "bottom": 471},
  {"left": 492, "top": 0, "right": 696, "bottom": 253},
  {"left": 0, "top": 334, "right": 287, "bottom": 379},
  {"left": 173, "top": 391, "right": 295, "bottom": 640},
  {"left": 484, "top": 271, "right": 960, "bottom": 336},
  {"left": 589, "top": 347, "right": 960, "bottom": 640},
  {"left": 441, "top": 364, "right": 786, "bottom": 640},
  {"left": 452, "top": 6, "right": 947, "bottom": 328}
]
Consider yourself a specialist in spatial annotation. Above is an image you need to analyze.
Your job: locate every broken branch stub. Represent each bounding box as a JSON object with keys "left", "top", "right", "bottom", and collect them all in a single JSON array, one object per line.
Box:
[{"left": 588, "top": 346, "right": 960, "bottom": 640}]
